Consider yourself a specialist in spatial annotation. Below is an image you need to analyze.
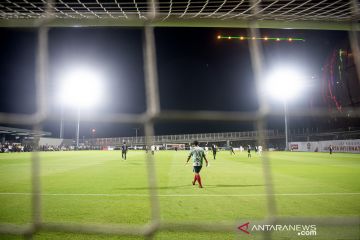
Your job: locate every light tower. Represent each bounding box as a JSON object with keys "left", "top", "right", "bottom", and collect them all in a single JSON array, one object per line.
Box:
[
  {"left": 266, "top": 67, "right": 305, "bottom": 150},
  {"left": 59, "top": 67, "right": 103, "bottom": 148}
]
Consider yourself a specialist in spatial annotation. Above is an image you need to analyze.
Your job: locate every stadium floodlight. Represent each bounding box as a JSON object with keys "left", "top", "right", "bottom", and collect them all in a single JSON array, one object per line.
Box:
[
  {"left": 58, "top": 67, "right": 104, "bottom": 148},
  {"left": 265, "top": 67, "right": 305, "bottom": 151},
  {"left": 59, "top": 68, "right": 103, "bottom": 108},
  {"left": 266, "top": 68, "right": 304, "bottom": 101}
]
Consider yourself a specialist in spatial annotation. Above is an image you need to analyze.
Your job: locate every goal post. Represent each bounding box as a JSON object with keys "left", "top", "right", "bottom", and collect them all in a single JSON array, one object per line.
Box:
[
  {"left": 165, "top": 143, "right": 185, "bottom": 150},
  {"left": 0, "top": 18, "right": 356, "bottom": 31}
]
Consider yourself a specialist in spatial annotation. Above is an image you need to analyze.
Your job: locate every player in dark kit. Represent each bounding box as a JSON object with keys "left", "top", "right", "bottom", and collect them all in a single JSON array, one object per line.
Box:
[
  {"left": 329, "top": 145, "right": 333, "bottom": 154},
  {"left": 121, "top": 142, "right": 127, "bottom": 160},
  {"left": 229, "top": 145, "right": 235, "bottom": 155},
  {"left": 212, "top": 144, "right": 217, "bottom": 160},
  {"left": 247, "top": 145, "right": 251, "bottom": 158},
  {"left": 186, "top": 141, "right": 208, "bottom": 188}
]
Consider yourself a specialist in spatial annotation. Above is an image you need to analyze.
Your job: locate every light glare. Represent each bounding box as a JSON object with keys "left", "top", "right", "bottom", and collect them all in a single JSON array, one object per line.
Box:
[
  {"left": 266, "top": 68, "right": 304, "bottom": 101},
  {"left": 59, "top": 68, "right": 103, "bottom": 108}
]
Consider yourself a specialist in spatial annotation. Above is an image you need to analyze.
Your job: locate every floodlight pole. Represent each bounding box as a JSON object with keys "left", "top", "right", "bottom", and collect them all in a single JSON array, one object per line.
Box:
[
  {"left": 59, "top": 104, "right": 64, "bottom": 139},
  {"left": 134, "top": 128, "right": 140, "bottom": 143},
  {"left": 283, "top": 100, "right": 289, "bottom": 151},
  {"left": 76, "top": 107, "right": 80, "bottom": 149}
]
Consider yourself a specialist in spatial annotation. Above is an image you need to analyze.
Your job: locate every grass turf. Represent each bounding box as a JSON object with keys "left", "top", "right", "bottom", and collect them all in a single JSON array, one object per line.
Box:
[{"left": 0, "top": 150, "right": 359, "bottom": 239}]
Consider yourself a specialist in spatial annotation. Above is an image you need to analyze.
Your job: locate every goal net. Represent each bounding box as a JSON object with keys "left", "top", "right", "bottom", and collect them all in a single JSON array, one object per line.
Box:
[
  {"left": 165, "top": 143, "right": 185, "bottom": 150},
  {"left": 0, "top": 0, "right": 359, "bottom": 239}
]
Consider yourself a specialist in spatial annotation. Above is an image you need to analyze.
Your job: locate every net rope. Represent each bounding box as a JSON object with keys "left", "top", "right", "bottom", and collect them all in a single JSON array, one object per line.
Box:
[
  {"left": 0, "top": 0, "right": 358, "bottom": 22},
  {"left": 0, "top": 0, "right": 359, "bottom": 239}
]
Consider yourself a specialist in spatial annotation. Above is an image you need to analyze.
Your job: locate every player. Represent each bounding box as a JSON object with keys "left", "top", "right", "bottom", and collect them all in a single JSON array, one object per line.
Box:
[
  {"left": 258, "top": 145, "right": 263, "bottom": 156},
  {"left": 329, "top": 145, "right": 333, "bottom": 155},
  {"left": 185, "top": 140, "right": 208, "bottom": 188},
  {"left": 247, "top": 145, "right": 251, "bottom": 158},
  {"left": 151, "top": 145, "right": 155, "bottom": 155},
  {"left": 229, "top": 145, "right": 235, "bottom": 155},
  {"left": 121, "top": 142, "right": 127, "bottom": 160},
  {"left": 212, "top": 144, "right": 217, "bottom": 160}
]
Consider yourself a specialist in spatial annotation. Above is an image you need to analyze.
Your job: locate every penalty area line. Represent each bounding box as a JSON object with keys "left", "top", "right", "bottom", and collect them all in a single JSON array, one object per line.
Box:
[{"left": 0, "top": 192, "right": 359, "bottom": 197}]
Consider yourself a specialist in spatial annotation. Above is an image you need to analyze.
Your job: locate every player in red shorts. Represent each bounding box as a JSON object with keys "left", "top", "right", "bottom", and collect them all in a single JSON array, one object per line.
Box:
[{"left": 185, "top": 141, "right": 208, "bottom": 188}]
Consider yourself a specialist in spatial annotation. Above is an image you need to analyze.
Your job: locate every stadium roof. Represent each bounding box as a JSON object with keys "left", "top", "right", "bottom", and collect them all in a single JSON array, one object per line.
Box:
[
  {"left": 0, "top": 126, "right": 51, "bottom": 137},
  {"left": 0, "top": 0, "right": 359, "bottom": 30}
]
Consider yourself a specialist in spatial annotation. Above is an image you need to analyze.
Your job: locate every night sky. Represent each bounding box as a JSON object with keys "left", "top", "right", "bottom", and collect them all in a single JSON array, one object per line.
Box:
[{"left": 0, "top": 27, "right": 356, "bottom": 138}]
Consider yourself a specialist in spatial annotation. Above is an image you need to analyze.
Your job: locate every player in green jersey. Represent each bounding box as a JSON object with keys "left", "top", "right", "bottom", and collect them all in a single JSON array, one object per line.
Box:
[{"left": 185, "top": 140, "right": 208, "bottom": 188}]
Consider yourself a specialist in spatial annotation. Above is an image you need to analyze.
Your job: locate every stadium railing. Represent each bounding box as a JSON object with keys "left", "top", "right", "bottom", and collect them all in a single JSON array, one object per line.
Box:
[{"left": 89, "top": 129, "right": 360, "bottom": 147}]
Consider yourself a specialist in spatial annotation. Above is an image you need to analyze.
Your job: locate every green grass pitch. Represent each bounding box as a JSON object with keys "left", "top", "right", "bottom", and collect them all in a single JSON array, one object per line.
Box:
[{"left": 0, "top": 150, "right": 359, "bottom": 240}]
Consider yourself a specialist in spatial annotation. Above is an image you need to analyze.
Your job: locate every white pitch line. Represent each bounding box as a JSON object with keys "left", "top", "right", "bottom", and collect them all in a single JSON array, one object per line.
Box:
[{"left": 0, "top": 192, "right": 359, "bottom": 197}]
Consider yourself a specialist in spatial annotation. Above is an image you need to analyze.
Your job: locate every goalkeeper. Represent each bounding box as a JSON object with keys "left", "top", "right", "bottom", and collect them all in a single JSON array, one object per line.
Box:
[{"left": 185, "top": 140, "right": 208, "bottom": 188}]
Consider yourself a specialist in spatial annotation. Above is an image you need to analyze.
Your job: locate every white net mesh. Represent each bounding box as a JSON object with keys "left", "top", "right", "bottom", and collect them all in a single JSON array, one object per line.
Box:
[
  {"left": 0, "top": 0, "right": 358, "bottom": 23},
  {"left": 0, "top": 0, "right": 359, "bottom": 239}
]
